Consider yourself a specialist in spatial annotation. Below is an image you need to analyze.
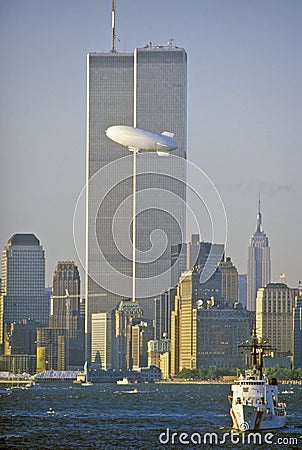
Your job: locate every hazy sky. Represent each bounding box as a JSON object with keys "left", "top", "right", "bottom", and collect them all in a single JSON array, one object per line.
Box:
[{"left": 1, "top": 0, "right": 301, "bottom": 288}]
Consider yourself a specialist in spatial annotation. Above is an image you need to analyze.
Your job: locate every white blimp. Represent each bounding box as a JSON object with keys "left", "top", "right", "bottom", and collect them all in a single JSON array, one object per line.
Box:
[{"left": 105, "top": 125, "right": 178, "bottom": 155}]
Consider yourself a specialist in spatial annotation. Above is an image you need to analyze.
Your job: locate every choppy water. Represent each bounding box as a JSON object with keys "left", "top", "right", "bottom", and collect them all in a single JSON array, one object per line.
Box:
[{"left": 0, "top": 382, "right": 301, "bottom": 449}]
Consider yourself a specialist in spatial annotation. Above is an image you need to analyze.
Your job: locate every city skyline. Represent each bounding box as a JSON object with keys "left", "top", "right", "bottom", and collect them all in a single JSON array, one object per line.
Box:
[{"left": 1, "top": 0, "right": 301, "bottom": 288}]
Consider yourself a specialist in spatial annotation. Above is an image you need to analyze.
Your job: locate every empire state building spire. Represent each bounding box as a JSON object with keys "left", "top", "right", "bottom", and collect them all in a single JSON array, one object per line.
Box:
[{"left": 256, "top": 194, "right": 263, "bottom": 233}]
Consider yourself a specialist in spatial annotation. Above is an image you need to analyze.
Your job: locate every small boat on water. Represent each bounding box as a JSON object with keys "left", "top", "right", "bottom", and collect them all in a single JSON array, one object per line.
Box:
[
  {"left": 229, "top": 325, "right": 286, "bottom": 431},
  {"left": 73, "top": 361, "right": 92, "bottom": 385},
  {"left": 130, "top": 387, "right": 139, "bottom": 394},
  {"left": 116, "top": 377, "right": 131, "bottom": 385}
]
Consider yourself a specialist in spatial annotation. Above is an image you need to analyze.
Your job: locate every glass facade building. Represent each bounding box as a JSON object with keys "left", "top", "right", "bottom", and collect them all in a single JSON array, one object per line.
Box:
[
  {"left": 86, "top": 45, "right": 187, "bottom": 358},
  {"left": 0, "top": 234, "right": 49, "bottom": 346}
]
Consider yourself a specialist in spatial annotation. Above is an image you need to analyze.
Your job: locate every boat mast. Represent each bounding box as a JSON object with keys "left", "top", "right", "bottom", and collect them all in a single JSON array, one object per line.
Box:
[
  {"left": 251, "top": 317, "right": 258, "bottom": 369},
  {"left": 239, "top": 314, "right": 273, "bottom": 377}
]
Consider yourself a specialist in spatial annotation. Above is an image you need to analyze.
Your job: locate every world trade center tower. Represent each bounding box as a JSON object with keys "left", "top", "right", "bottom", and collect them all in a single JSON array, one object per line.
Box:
[{"left": 85, "top": 43, "right": 187, "bottom": 357}]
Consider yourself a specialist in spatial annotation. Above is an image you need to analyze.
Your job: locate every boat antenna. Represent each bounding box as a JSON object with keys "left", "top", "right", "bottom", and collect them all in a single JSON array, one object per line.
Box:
[
  {"left": 252, "top": 314, "right": 257, "bottom": 368},
  {"left": 111, "top": 0, "right": 117, "bottom": 53}
]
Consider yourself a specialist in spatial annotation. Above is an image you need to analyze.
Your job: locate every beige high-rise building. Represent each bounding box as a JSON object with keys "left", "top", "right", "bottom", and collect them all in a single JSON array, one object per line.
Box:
[
  {"left": 218, "top": 257, "right": 238, "bottom": 307},
  {"left": 170, "top": 270, "right": 197, "bottom": 376},
  {"left": 147, "top": 339, "right": 171, "bottom": 378},
  {"left": 91, "top": 312, "right": 112, "bottom": 369},
  {"left": 256, "top": 283, "right": 296, "bottom": 357}
]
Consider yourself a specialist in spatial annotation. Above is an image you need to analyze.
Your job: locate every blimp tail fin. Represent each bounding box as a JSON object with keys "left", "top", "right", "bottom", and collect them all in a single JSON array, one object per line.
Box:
[
  {"left": 157, "top": 151, "right": 169, "bottom": 157},
  {"left": 161, "top": 131, "right": 174, "bottom": 138}
]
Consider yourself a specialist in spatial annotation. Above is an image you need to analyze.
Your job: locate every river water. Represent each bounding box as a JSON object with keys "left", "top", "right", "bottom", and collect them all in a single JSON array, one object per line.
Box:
[{"left": 0, "top": 382, "right": 301, "bottom": 449}]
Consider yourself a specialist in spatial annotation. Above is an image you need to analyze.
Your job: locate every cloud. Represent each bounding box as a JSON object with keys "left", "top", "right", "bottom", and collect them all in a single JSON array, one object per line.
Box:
[{"left": 224, "top": 181, "right": 295, "bottom": 197}]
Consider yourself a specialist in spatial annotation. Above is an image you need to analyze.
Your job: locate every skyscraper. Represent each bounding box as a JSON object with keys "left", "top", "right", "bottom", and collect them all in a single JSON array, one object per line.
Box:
[
  {"left": 50, "top": 261, "right": 81, "bottom": 333},
  {"left": 256, "top": 283, "right": 295, "bottom": 357},
  {"left": 238, "top": 274, "right": 247, "bottom": 308},
  {"left": 293, "top": 283, "right": 302, "bottom": 368},
  {"left": 247, "top": 200, "right": 271, "bottom": 311},
  {"left": 0, "top": 234, "right": 49, "bottom": 347},
  {"left": 154, "top": 288, "right": 176, "bottom": 341},
  {"left": 50, "top": 261, "right": 84, "bottom": 367},
  {"left": 218, "top": 257, "right": 238, "bottom": 307},
  {"left": 111, "top": 299, "right": 143, "bottom": 370},
  {"left": 36, "top": 327, "right": 68, "bottom": 371},
  {"left": 130, "top": 319, "right": 153, "bottom": 370},
  {"left": 91, "top": 312, "right": 112, "bottom": 369},
  {"left": 170, "top": 270, "right": 197, "bottom": 376},
  {"left": 196, "top": 306, "right": 253, "bottom": 369},
  {"left": 86, "top": 43, "right": 187, "bottom": 357}
]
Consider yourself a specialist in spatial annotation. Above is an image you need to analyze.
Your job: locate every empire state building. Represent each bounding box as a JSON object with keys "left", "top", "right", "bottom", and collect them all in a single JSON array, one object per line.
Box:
[{"left": 247, "top": 200, "right": 271, "bottom": 311}]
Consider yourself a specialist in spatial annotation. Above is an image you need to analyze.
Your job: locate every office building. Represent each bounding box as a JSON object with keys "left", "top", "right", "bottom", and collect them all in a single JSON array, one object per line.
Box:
[
  {"left": 187, "top": 235, "right": 224, "bottom": 306},
  {"left": 187, "top": 234, "right": 224, "bottom": 282},
  {"left": 91, "top": 312, "right": 112, "bottom": 369},
  {"left": 194, "top": 268, "right": 223, "bottom": 306},
  {"left": 0, "top": 234, "right": 49, "bottom": 347},
  {"left": 171, "top": 243, "right": 187, "bottom": 287},
  {"left": 154, "top": 287, "right": 176, "bottom": 341},
  {"left": 130, "top": 319, "right": 153, "bottom": 370},
  {"left": 50, "top": 261, "right": 84, "bottom": 367},
  {"left": 3, "top": 319, "right": 37, "bottom": 355},
  {"left": 85, "top": 43, "right": 187, "bottom": 358},
  {"left": 0, "top": 354, "right": 36, "bottom": 374},
  {"left": 218, "top": 257, "right": 238, "bottom": 307},
  {"left": 170, "top": 266, "right": 254, "bottom": 374},
  {"left": 293, "top": 284, "right": 302, "bottom": 368},
  {"left": 170, "top": 270, "right": 197, "bottom": 376},
  {"left": 238, "top": 274, "right": 247, "bottom": 309},
  {"left": 111, "top": 299, "right": 143, "bottom": 369},
  {"left": 196, "top": 305, "right": 254, "bottom": 368},
  {"left": 148, "top": 338, "right": 170, "bottom": 379},
  {"left": 256, "top": 283, "right": 296, "bottom": 357},
  {"left": 50, "top": 261, "right": 81, "bottom": 334},
  {"left": 36, "top": 327, "right": 68, "bottom": 371},
  {"left": 247, "top": 200, "right": 271, "bottom": 311}
]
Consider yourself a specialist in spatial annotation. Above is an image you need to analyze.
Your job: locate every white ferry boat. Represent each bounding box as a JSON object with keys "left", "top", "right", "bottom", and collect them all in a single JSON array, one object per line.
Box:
[{"left": 229, "top": 328, "right": 286, "bottom": 431}]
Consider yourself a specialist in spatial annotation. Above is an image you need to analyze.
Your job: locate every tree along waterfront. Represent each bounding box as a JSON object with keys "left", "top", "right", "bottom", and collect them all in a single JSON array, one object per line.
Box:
[{"left": 176, "top": 366, "right": 302, "bottom": 381}]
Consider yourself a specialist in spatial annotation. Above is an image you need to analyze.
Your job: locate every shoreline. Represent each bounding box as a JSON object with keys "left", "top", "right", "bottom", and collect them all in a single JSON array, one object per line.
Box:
[
  {"left": 158, "top": 380, "right": 234, "bottom": 384},
  {"left": 158, "top": 379, "right": 302, "bottom": 385}
]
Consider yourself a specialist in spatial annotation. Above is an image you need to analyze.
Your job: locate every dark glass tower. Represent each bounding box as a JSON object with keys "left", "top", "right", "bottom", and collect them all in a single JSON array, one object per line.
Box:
[{"left": 50, "top": 261, "right": 84, "bottom": 367}]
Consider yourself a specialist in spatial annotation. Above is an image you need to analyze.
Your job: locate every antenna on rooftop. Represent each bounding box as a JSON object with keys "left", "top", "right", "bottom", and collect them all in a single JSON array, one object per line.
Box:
[{"left": 111, "top": 0, "right": 117, "bottom": 53}]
